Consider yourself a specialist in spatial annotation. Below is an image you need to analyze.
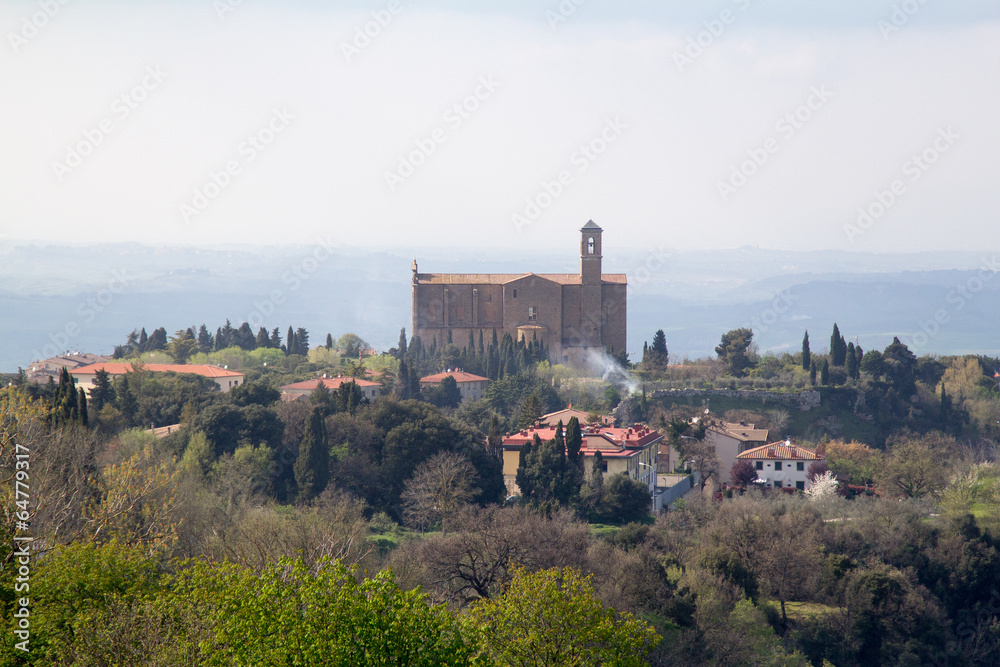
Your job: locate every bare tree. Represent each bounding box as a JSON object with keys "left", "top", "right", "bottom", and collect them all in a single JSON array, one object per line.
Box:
[
  {"left": 401, "top": 451, "right": 476, "bottom": 532},
  {"left": 395, "top": 505, "right": 590, "bottom": 607}
]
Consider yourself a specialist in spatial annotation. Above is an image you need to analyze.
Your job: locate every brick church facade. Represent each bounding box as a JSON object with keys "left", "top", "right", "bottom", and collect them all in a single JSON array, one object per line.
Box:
[{"left": 411, "top": 221, "right": 626, "bottom": 366}]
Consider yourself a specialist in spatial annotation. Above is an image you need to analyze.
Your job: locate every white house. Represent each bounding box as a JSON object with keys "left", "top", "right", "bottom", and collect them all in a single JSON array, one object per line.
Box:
[
  {"left": 736, "top": 440, "right": 824, "bottom": 491},
  {"left": 706, "top": 421, "right": 770, "bottom": 483}
]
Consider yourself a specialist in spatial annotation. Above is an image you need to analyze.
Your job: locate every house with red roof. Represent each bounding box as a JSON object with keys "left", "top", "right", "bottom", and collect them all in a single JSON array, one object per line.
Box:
[
  {"left": 279, "top": 376, "right": 382, "bottom": 402},
  {"left": 419, "top": 369, "right": 489, "bottom": 404},
  {"left": 70, "top": 362, "right": 245, "bottom": 393},
  {"left": 736, "top": 440, "right": 825, "bottom": 491},
  {"left": 500, "top": 422, "right": 661, "bottom": 497}
]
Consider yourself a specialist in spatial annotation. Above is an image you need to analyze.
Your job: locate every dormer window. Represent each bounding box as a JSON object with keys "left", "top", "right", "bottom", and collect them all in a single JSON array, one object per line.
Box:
[{"left": 587, "top": 237, "right": 595, "bottom": 254}]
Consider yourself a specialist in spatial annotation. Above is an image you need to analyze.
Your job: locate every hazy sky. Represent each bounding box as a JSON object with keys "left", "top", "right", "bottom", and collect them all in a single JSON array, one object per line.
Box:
[{"left": 2, "top": 0, "right": 998, "bottom": 253}]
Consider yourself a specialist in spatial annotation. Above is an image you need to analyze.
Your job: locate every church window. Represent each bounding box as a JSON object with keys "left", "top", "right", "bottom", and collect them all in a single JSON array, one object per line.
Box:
[
  {"left": 587, "top": 237, "right": 595, "bottom": 254},
  {"left": 528, "top": 306, "right": 537, "bottom": 321}
]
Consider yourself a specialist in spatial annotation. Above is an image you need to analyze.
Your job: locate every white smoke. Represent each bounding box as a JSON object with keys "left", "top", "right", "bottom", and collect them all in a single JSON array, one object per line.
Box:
[{"left": 585, "top": 349, "right": 638, "bottom": 395}]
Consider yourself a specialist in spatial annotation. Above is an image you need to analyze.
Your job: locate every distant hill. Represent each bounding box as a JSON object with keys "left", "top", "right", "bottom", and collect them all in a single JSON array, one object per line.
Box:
[{"left": 1, "top": 242, "right": 998, "bottom": 372}]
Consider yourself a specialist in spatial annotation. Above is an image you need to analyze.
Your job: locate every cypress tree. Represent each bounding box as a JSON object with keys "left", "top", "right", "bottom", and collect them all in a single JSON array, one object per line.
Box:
[
  {"left": 396, "top": 359, "right": 411, "bottom": 399},
  {"left": 397, "top": 328, "right": 408, "bottom": 359},
  {"left": 138, "top": 328, "right": 148, "bottom": 352},
  {"left": 478, "top": 330, "right": 485, "bottom": 358},
  {"left": 846, "top": 342, "right": 859, "bottom": 380},
  {"left": 831, "top": 324, "right": 847, "bottom": 366},
  {"left": 940, "top": 384, "right": 951, "bottom": 431},
  {"left": 326, "top": 333, "right": 334, "bottom": 349},
  {"left": 820, "top": 358, "right": 830, "bottom": 385},
  {"left": 116, "top": 378, "right": 137, "bottom": 427},
  {"left": 810, "top": 361, "right": 817, "bottom": 386},
  {"left": 801, "top": 331, "right": 811, "bottom": 370},
  {"left": 566, "top": 417, "right": 583, "bottom": 469},
  {"left": 78, "top": 387, "right": 88, "bottom": 426},
  {"left": 294, "top": 407, "right": 329, "bottom": 503},
  {"left": 270, "top": 327, "right": 282, "bottom": 349},
  {"left": 591, "top": 450, "right": 605, "bottom": 486},
  {"left": 286, "top": 326, "right": 295, "bottom": 355},
  {"left": 515, "top": 440, "right": 535, "bottom": 499}
]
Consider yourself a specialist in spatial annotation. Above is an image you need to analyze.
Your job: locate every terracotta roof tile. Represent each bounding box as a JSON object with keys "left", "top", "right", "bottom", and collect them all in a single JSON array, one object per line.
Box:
[
  {"left": 281, "top": 377, "right": 381, "bottom": 390},
  {"left": 737, "top": 441, "right": 822, "bottom": 461},
  {"left": 70, "top": 363, "right": 244, "bottom": 378},
  {"left": 419, "top": 371, "right": 489, "bottom": 384}
]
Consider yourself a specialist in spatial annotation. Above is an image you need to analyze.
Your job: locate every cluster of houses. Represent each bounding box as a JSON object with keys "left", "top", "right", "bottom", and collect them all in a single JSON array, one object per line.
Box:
[{"left": 58, "top": 360, "right": 825, "bottom": 502}]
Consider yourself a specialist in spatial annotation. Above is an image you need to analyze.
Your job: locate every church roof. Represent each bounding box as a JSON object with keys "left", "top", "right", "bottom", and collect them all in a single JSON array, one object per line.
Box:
[
  {"left": 581, "top": 220, "right": 602, "bottom": 231},
  {"left": 414, "top": 272, "right": 626, "bottom": 286}
]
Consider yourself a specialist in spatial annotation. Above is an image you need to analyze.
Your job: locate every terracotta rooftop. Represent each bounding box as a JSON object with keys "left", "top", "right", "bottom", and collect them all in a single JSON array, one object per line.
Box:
[
  {"left": 737, "top": 441, "right": 823, "bottom": 461},
  {"left": 281, "top": 377, "right": 381, "bottom": 390},
  {"left": 502, "top": 424, "right": 662, "bottom": 458},
  {"left": 414, "top": 272, "right": 627, "bottom": 286},
  {"left": 70, "top": 363, "right": 244, "bottom": 378},
  {"left": 420, "top": 370, "right": 489, "bottom": 384},
  {"left": 709, "top": 421, "right": 770, "bottom": 442},
  {"left": 537, "top": 407, "right": 609, "bottom": 427}
]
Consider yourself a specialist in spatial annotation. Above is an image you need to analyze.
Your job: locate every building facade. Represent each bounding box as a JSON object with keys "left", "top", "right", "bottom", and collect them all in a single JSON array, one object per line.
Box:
[
  {"left": 418, "top": 370, "right": 489, "bottom": 403},
  {"left": 736, "top": 441, "right": 824, "bottom": 491},
  {"left": 411, "top": 222, "right": 626, "bottom": 367},
  {"left": 706, "top": 421, "right": 771, "bottom": 483},
  {"left": 279, "top": 376, "right": 382, "bottom": 401},
  {"left": 70, "top": 362, "right": 245, "bottom": 393}
]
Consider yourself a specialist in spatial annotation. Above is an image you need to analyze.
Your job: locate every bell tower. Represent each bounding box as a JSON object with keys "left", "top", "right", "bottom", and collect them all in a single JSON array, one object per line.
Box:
[{"left": 580, "top": 220, "right": 603, "bottom": 285}]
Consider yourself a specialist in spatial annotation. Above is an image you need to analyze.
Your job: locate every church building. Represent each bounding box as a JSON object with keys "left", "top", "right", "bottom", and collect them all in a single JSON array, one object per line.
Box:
[{"left": 411, "top": 221, "right": 626, "bottom": 367}]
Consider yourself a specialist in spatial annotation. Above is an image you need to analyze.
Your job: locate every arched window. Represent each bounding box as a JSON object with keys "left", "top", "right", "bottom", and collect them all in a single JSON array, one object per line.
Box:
[{"left": 587, "top": 237, "right": 595, "bottom": 254}]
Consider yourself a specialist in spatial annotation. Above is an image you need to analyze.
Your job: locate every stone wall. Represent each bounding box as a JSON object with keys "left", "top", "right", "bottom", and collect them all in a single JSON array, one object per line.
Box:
[{"left": 649, "top": 388, "right": 821, "bottom": 411}]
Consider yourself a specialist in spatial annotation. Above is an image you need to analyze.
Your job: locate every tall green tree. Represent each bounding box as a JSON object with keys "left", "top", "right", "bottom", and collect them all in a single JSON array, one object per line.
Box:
[
  {"left": 641, "top": 329, "right": 669, "bottom": 372},
  {"left": 88, "top": 368, "right": 114, "bottom": 413},
  {"left": 801, "top": 331, "right": 811, "bottom": 370},
  {"left": 168, "top": 328, "right": 198, "bottom": 364},
  {"left": 820, "top": 358, "right": 830, "bottom": 385},
  {"left": 846, "top": 341, "right": 859, "bottom": 379},
  {"left": 715, "top": 328, "right": 755, "bottom": 377},
  {"left": 285, "top": 325, "right": 295, "bottom": 355},
  {"left": 294, "top": 406, "right": 330, "bottom": 503},
  {"left": 830, "top": 323, "right": 847, "bottom": 366}
]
